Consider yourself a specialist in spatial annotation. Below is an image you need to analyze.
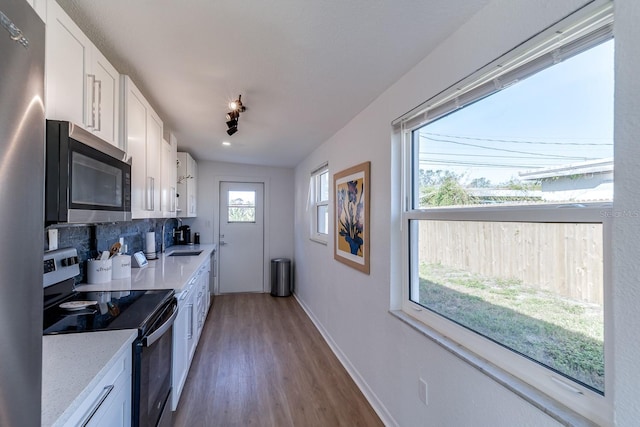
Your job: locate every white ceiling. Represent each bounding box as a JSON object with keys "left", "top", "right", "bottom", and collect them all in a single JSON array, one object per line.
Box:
[{"left": 57, "top": 0, "right": 489, "bottom": 167}]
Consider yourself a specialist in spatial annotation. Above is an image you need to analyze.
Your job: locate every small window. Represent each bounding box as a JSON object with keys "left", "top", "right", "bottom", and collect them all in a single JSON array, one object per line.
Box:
[
  {"left": 227, "top": 190, "right": 255, "bottom": 223},
  {"left": 310, "top": 164, "right": 329, "bottom": 242}
]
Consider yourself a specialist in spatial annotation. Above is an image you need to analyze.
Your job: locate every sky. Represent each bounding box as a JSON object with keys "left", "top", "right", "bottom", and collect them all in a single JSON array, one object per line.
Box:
[{"left": 417, "top": 39, "right": 614, "bottom": 186}]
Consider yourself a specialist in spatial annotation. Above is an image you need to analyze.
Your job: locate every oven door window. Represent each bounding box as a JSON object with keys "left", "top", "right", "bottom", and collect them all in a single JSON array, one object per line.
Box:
[
  {"left": 71, "top": 151, "right": 122, "bottom": 208},
  {"left": 140, "top": 325, "right": 172, "bottom": 425}
]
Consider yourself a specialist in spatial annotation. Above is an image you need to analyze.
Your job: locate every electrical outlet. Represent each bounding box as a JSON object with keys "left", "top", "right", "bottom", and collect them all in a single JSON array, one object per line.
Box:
[
  {"left": 48, "top": 229, "right": 59, "bottom": 251},
  {"left": 418, "top": 378, "right": 428, "bottom": 405}
]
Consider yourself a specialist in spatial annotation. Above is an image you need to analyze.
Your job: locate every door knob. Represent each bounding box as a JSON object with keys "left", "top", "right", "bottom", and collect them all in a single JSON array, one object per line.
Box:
[{"left": 220, "top": 241, "right": 227, "bottom": 246}]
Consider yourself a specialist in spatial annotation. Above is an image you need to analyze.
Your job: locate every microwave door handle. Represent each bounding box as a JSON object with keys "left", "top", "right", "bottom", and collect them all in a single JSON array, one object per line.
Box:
[{"left": 142, "top": 303, "right": 178, "bottom": 347}]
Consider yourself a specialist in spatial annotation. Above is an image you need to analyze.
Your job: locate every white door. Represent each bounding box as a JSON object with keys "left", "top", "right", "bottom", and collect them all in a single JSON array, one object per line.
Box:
[{"left": 219, "top": 182, "right": 264, "bottom": 293}]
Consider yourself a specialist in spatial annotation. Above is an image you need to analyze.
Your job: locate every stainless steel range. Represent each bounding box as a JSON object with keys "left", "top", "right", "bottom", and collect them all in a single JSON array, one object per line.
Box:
[{"left": 43, "top": 248, "right": 176, "bottom": 427}]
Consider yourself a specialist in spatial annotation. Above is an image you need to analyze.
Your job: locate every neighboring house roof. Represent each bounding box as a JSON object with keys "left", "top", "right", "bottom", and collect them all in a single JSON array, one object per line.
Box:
[{"left": 519, "top": 158, "right": 613, "bottom": 180}]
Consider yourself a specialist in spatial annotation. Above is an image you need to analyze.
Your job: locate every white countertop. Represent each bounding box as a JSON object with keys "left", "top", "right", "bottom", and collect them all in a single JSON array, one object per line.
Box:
[
  {"left": 75, "top": 244, "right": 216, "bottom": 293},
  {"left": 42, "top": 329, "right": 138, "bottom": 427}
]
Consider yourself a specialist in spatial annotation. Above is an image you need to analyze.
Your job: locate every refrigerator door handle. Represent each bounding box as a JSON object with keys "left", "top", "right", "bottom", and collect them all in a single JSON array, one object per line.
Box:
[{"left": 0, "top": 11, "right": 29, "bottom": 48}]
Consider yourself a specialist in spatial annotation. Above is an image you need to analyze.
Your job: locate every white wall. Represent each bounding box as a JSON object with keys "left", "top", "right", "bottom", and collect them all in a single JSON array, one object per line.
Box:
[
  {"left": 292, "top": 0, "right": 640, "bottom": 426},
  {"left": 612, "top": 0, "right": 640, "bottom": 424},
  {"left": 192, "top": 160, "right": 295, "bottom": 269}
]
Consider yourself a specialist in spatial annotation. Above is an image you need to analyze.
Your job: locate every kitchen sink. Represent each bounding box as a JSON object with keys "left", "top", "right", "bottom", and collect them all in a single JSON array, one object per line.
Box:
[{"left": 168, "top": 250, "right": 203, "bottom": 257}]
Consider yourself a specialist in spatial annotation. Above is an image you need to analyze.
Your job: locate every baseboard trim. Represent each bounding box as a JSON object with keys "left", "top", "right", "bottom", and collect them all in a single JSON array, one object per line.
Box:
[{"left": 293, "top": 293, "right": 398, "bottom": 427}]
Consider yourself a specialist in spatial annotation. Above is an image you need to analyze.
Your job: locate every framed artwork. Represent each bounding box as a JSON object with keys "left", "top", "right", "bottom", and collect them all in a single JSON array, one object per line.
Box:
[{"left": 333, "top": 161, "right": 370, "bottom": 274}]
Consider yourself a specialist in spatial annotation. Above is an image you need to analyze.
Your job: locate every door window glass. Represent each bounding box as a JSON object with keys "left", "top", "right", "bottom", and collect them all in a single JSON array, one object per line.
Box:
[{"left": 227, "top": 190, "right": 256, "bottom": 222}]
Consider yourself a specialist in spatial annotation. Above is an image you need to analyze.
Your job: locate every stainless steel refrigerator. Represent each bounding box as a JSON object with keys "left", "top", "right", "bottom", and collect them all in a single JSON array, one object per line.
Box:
[{"left": 0, "top": 1, "right": 45, "bottom": 425}]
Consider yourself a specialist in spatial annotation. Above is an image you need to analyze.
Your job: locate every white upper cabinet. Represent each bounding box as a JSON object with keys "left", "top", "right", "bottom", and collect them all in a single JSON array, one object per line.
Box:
[
  {"left": 161, "top": 133, "right": 178, "bottom": 217},
  {"left": 45, "top": 0, "right": 120, "bottom": 147},
  {"left": 90, "top": 49, "right": 120, "bottom": 146},
  {"left": 121, "top": 76, "right": 163, "bottom": 219},
  {"left": 176, "top": 152, "right": 197, "bottom": 218},
  {"left": 25, "top": 0, "right": 47, "bottom": 22}
]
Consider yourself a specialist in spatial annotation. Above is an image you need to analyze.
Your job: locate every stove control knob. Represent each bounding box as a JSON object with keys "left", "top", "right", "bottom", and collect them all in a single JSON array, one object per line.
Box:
[{"left": 62, "top": 256, "right": 79, "bottom": 266}]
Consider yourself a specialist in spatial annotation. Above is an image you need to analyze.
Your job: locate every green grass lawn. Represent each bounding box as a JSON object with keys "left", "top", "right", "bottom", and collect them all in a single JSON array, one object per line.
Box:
[{"left": 418, "top": 263, "right": 604, "bottom": 392}]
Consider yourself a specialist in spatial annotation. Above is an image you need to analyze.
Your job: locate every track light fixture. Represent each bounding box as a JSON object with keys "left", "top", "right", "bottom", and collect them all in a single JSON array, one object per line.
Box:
[{"left": 225, "top": 94, "right": 246, "bottom": 136}]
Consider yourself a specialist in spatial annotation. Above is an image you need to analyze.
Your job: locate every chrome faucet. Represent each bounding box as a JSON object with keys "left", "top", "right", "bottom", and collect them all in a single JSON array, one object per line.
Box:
[{"left": 161, "top": 217, "right": 181, "bottom": 253}]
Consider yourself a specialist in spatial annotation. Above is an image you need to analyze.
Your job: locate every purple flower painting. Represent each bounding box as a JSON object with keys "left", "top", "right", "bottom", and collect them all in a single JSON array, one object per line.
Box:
[
  {"left": 337, "top": 178, "right": 365, "bottom": 256},
  {"left": 334, "top": 161, "right": 370, "bottom": 274}
]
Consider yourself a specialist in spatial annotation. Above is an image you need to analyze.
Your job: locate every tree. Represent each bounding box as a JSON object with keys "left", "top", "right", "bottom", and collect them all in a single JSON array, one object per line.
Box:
[
  {"left": 498, "top": 178, "right": 541, "bottom": 191},
  {"left": 419, "top": 169, "right": 463, "bottom": 187},
  {"left": 421, "top": 176, "right": 478, "bottom": 206},
  {"left": 469, "top": 177, "right": 492, "bottom": 188}
]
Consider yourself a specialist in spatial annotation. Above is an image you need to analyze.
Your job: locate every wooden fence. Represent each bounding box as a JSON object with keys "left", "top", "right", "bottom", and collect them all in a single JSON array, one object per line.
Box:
[{"left": 418, "top": 220, "right": 603, "bottom": 305}]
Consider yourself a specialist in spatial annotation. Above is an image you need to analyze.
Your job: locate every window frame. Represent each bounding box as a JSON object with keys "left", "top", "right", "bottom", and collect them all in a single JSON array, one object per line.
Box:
[
  {"left": 310, "top": 163, "right": 329, "bottom": 244},
  {"left": 397, "top": 2, "right": 613, "bottom": 424}
]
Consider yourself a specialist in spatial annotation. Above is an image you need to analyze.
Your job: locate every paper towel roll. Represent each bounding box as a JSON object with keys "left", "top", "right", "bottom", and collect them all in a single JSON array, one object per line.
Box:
[{"left": 145, "top": 231, "right": 156, "bottom": 258}]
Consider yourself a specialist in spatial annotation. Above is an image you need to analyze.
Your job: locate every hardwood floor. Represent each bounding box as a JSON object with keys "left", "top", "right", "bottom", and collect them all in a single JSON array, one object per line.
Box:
[{"left": 173, "top": 293, "right": 383, "bottom": 427}]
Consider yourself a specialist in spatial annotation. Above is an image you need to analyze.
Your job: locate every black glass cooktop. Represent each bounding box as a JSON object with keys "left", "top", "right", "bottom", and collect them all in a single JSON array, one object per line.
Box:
[{"left": 43, "top": 286, "right": 174, "bottom": 336}]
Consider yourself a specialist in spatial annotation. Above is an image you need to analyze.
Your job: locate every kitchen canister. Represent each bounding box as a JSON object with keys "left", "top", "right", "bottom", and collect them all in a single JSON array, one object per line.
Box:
[
  {"left": 145, "top": 231, "right": 157, "bottom": 259},
  {"left": 87, "top": 258, "right": 113, "bottom": 283},
  {"left": 111, "top": 254, "right": 132, "bottom": 279}
]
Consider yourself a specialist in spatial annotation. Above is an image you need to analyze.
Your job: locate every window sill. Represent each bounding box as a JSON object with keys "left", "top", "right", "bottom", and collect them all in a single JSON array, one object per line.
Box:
[
  {"left": 389, "top": 310, "right": 599, "bottom": 427},
  {"left": 309, "top": 236, "right": 328, "bottom": 245}
]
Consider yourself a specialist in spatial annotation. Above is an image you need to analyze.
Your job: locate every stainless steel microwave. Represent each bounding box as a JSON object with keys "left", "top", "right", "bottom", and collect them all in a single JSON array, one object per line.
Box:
[{"left": 45, "top": 120, "right": 131, "bottom": 224}]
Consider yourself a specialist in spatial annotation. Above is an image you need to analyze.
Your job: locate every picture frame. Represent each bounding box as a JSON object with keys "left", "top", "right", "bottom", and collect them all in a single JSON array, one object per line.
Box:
[{"left": 333, "top": 161, "right": 370, "bottom": 274}]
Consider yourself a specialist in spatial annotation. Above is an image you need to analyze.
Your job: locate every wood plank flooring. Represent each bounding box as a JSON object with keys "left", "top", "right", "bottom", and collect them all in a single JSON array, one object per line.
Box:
[{"left": 172, "top": 293, "right": 383, "bottom": 427}]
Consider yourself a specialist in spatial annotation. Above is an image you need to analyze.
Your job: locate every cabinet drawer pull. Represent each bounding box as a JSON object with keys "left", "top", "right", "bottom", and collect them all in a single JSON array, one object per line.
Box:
[{"left": 80, "top": 384, "right": 114, "bottom": 427}]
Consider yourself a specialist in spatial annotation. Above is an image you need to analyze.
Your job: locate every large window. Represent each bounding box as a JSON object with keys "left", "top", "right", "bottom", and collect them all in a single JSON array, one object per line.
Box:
[
  {"left": 310, "top": 164, "right": 329, "bottom": 242},
  {"left": 399, "top": 3, "right": 612, "bottom": 424}
]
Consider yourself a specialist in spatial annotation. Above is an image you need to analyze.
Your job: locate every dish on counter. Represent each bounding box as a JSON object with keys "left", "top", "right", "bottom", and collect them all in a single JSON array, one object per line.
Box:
[{"left": 59, "top": 301, "right": 98, "bottom": 311}]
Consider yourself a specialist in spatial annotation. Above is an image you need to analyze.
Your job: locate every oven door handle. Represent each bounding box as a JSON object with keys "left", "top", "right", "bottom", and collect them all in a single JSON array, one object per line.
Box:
[{"left": 142, "top": 303, "right": 178, "bottom": 347}]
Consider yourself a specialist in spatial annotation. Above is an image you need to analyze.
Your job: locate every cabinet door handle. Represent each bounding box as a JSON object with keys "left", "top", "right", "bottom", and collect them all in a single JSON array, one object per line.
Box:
[
  {"left": 80, "top": 384, "right": 114, "bottom": 427},
  {"left": 94, "top": 79, "right": 102, "bottom": 132},
  {"left": 86, "top": 74, "right": 96, "bottom": 129},
  {"left": 0, "top": 10, "right": 29, "bottom": 47},
  {"left": 171, "top": 187, "right": 176, "bottom": 212},
  {"left": 146, "top": 177, "right": 155, "bottom": 211},
  {"left": 187, "top": 304, "right": 193, "bottom": 339}
]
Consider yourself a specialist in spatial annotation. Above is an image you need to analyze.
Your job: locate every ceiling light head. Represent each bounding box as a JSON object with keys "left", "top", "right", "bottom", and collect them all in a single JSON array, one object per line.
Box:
[
  {"left": 226, "top": 110, "right": 239, "bottom": 121},
  {"left": 226, "top": 118, "right": 238, "bottom": 128},
  {"left": 228, "top": 94, "right": 246, "bottom": 112},
  {"left": 226, "top": 126, "right": 238, "bottom": 136}
]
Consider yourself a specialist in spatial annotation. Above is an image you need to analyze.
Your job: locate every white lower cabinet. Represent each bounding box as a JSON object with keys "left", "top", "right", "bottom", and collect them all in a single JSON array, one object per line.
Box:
[
  {"left": 66, "top": 344, "right": 132, "bottom": 427},
  {"left": 171, "top": 258, "right": 211, "bottom": 411},
  {"left": 171, "top": 281, "right": 194, "bottom": 411}
]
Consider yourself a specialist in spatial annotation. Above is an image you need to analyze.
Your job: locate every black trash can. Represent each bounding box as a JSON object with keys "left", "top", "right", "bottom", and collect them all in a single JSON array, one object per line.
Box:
[{"left": 270, "top": 258, "right": 292, "bottom": 297}]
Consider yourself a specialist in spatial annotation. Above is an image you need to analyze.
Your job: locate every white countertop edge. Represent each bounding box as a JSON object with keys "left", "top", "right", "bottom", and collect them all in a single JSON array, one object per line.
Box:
[
  {"left": 42, "top": 329, "right": 138, "bottom": 427},
  {"left": 75, "top": 244, "right": 216, "bottom": 293}
]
